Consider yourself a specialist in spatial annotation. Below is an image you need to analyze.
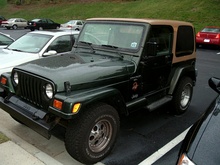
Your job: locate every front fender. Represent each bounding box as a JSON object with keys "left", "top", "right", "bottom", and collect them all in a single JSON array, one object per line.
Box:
[
  {"left": 48, "top": 87, "right": 126, "bottom": 119},
  {"left": 0, "top": 72, "right": 15, "bottom": 94}
]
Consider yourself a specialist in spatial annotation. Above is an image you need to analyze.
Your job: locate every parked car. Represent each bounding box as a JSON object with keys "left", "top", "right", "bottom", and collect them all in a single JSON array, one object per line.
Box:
[
  {"left": 0, "top": 30, "right": 79, "bottom": 75},
  {"left": 0, "top": 16, "right": 6, "bottom": 26},
  {"left": 196, "top": 26, "right": 220, "bottom": 47},
  {"left": 60, "top": 20, "right": 84, "bottom": 31},
  {"left": 0, "top": 32, "right": 14, "bottom": 49},
  {"left": 1, "top": 18, "right": 27, "bottom": 29},
  {"left": 27, "top": 18, "right": 60, "bottom": 31},
  {"left": 0, "top": 18, "right": 197, "bottom": 164},
  {"left": 176, "top": 77, "right": 220, "bottom": 165}
]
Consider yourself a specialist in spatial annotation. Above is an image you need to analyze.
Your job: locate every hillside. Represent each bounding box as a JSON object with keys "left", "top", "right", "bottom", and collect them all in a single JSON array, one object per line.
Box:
[{"left": 1, "top": 0, "right": 220, "bottom": 32}]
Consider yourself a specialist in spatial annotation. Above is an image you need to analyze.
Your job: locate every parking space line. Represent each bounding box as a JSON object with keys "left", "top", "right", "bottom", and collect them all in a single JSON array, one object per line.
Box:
[{"left": 138, "top": 127, "right": 191, "bottom": 165}]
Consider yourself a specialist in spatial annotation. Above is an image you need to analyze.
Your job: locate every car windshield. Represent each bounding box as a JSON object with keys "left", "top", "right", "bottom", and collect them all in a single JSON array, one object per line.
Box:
[
  {"left": 32, "top": 19, "right": 41, "bottom": 22},
  {"left": 7, "top": 33, "right": 52, "bottom": 53},
  {"left": 77, "top": 22, "right": 145, "bottom": 51},
  {"left": 202, "top": 28, "right": 220, "bottom": 33},
  {"left": 67, "top": 21, "right": 76, "bottom": 25},
  {"left": 8, "top": 18, "right": 15, "bottom": 22}
]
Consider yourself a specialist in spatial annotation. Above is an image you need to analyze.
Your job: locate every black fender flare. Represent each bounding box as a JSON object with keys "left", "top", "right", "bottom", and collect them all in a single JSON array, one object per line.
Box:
[{"left": 168, "top": 66, "right": 197, "bottom": 95}]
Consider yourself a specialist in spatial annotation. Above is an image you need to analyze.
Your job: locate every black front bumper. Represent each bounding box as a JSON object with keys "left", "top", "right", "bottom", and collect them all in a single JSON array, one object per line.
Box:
[{"left": 0, "top": 95, "right": 54, "bottom": 139}]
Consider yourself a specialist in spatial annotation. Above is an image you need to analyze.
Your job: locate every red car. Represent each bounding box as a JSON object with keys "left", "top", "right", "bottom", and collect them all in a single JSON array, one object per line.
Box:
[
  {"left": 196, "top": 26, "right": 220, "bottom": 47},
  {"left": 0, "top": 16, "right": 6, "bottom": 26}
]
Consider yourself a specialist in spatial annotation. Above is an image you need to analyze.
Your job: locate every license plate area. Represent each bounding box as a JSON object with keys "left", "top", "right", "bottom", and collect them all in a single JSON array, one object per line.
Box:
[{"left": 204, "top": 39, "right": 210, "bottom": 42}]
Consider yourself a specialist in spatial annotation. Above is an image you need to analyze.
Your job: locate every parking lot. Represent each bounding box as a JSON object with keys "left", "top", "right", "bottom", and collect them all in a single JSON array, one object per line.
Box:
[{"left": 0, "top": 27, "right": 220, "bottom": 165}]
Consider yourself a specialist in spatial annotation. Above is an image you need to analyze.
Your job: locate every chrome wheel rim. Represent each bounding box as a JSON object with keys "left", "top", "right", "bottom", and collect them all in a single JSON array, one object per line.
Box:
[
  {"left": 180, "top": 84, "right": 191, "bottom": 107},
  {"left": 89, "top": 119, "right": 112, "bottom": 153}
]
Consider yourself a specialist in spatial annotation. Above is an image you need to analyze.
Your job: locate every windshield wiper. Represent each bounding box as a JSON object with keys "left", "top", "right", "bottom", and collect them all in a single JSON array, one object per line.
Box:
[
  {"left": 11, "top": 48, "right": 23, "bottom": 52},
  {"left": 101, "top": 44, "right": 118, "bottom": 49},
  {"left": 101, "top": 44, "right": 125, "bottom": 59},
  {"left": 77, "top": 41, "right": 95, "bottom": 53}
]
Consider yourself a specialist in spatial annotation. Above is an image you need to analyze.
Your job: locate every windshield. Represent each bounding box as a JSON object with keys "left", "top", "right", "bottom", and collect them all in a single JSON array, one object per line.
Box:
[
  {"left": 7, "top": 33, "right": 53, "bottom": 53},
  {"left": 67, "top": 20, "right": 76, "bottom": 24},
  {"left": 77, "top": 22, "right": 145, "bottom": 51}
]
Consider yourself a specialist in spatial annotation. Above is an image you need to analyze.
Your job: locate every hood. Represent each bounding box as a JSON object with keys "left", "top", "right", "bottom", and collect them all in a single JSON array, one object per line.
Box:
[
  {"left": 15, "top": 52, "right": 136, "bottom": 92},
  {"left": 0, "top": 49, "right": 39, "bottom": 74}
]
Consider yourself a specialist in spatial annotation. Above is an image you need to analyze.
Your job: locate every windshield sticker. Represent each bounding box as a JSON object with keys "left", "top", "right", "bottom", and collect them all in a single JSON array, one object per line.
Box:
[{"left": 131, "top": 42, "right": 137, "bottom": 48}]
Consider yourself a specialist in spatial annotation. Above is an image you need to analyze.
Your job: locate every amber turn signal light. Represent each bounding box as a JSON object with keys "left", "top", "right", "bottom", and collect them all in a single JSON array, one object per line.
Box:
[
  {"left": 72, "top": 103, "right": 81, "bottom": 113},
  {"left": 0, "top": 77, "right": 7, "bottom": 85},
  {"left": 53, "top": 99, "right": 63, "bottom": 110}
]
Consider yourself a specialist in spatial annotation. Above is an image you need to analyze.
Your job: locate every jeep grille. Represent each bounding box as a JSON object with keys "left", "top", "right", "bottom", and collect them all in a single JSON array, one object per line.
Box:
[{"left": 13, "top": 70, "right": 54, "bottom": 110}]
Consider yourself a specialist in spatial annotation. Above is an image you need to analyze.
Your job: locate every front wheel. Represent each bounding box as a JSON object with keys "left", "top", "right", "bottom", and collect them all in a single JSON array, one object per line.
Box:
[
  {"left": 172, "top": 77, "right": 193, "bottom": 115},
  {"left": 65, "top": 103, "right": 120, "bottom": 164},
  {"left": 12, "top": 25, "right": 17, "bottom": 30}
]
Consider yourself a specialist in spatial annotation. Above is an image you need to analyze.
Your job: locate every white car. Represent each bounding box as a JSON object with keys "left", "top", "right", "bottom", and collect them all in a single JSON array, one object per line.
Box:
[
  {"left": 1, "top": 18, "right": 28, "bottom": 30},
  {"left": 0, "top": 32, "right": 14, "bottom": 49},
  {"left": 60, "top": 20, "right": 84, "bottom": 31},
  {"left": 0, "top": 30, "right": 79, "bottom": 75}
]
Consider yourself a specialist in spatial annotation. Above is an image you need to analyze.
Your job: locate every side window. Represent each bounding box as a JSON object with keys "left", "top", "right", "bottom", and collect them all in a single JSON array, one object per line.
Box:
[
  {"left": 77, "top": 21, "right": 82, "bottom": 25},
  {"left": 147, "top": 25, "right": 173, "bottom": 56},
  {"left": 48, "top": 35, "right": 72, "bottom": 53},
  {"left": 42, "top": 19, "right": 47, "bottom": 23},
  {"left": 0, "top": 35, "right": 13, "bottom": 45},
  {"left": 176, "top": 26, "right": 194, "bottom": 56},
  {"left": 47, "top": 19, "right": 54, "bottom": 24}
]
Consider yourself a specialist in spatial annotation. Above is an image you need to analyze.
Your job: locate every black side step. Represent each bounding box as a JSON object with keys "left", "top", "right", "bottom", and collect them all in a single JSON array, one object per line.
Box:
[{"left": 146, "top": 96, "right": 172, "bottom": 111}]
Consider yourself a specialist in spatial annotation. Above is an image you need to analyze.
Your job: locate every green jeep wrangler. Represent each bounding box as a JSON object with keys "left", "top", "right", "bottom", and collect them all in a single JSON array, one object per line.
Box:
[{"left": 0, "top": 18, "right": 197, "bottom": 164}]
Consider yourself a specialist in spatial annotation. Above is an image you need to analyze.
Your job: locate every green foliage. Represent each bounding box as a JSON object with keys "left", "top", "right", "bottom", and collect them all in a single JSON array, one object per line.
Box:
[
  {"left": 1, "top": 0, "right": 220, "bottom": 32},
  {"left": 0, "top": 0, "right": 7, "bottom": 6}
]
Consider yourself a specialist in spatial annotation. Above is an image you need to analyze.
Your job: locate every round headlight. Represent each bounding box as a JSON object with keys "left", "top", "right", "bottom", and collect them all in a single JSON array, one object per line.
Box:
[
  {"left": 13, "top": 72, "right": 19, "bottom": 85},
  {"left": 45, "top": 84, "right": 53, "bottom": 99}
]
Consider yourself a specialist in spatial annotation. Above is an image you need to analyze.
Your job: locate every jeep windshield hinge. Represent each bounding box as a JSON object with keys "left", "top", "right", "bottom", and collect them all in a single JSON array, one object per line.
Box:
[{"left": 64, "top": 81, "right": 71, "bottom": 94}]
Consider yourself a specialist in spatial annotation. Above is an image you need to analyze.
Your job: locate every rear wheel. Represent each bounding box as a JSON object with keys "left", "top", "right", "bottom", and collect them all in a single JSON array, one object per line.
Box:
[
  {"left": 172, "top": 77, "right": 193, "bottom": 115},
  {"left": 65, "top": 103, "right": 120, "bottom": 164},
  {"left": 39, "top": 27, "right": 43, "bottom": 30}
]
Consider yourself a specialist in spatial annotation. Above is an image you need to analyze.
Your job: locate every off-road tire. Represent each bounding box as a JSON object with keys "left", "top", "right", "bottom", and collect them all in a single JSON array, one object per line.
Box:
[
  {"left": 65, "top": 103, "right": 120, "bottom": 164},
  {"left": 172, "top": 77, "right": 193, "bottom": 115}
]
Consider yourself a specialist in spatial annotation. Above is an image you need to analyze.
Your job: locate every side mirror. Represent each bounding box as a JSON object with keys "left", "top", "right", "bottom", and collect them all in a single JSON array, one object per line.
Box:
[
  {"left": 43, "top": 50, "right": 57, "bottom": 57},
  {"left": 146, "top": 42, "right": 157, "bottom": 56},
  {"left": 209, "top": 77, "right": 220, "bottom": 94}
]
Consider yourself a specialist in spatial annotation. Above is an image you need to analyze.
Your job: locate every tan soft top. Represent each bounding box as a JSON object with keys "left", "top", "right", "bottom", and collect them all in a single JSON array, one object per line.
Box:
[{"left": 86, "top": 18, "right": 194, "bottom": 27}]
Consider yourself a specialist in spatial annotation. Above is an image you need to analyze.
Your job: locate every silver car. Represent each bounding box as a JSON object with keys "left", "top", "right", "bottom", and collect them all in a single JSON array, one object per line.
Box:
[
  {"left": 60, "top": 20, "right": 84, "bottom": 31},
  {"left": 1, "top": 18, "right": 28, "bottom": 30}
]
